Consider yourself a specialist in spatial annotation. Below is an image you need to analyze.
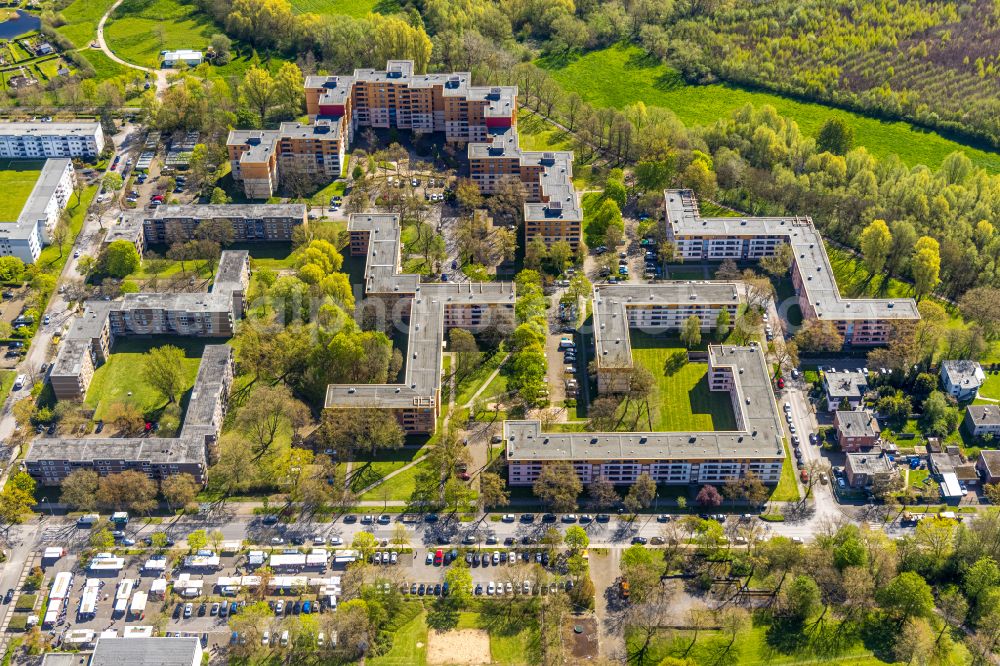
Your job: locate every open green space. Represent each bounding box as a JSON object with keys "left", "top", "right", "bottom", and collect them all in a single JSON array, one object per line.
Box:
[
  {"left": 978, "top": 372, "right": 1000, "bottom": 401},
  {"left": 629, "top": 334, "right": 737, "bottom": 432},
  {"left": 104, "top": 0, "right": 218, "bottom": 68},
  {"left": 37, "top": 184, "right": 96, "bottom": 274},
  {"left": 772, "top": 440, "right": 800, "bottom": 502},
  {"left": 456, "top": 611, "right": 541, "bottom": 665},
  {"left": 518, "top": 110, "right": 593, "bottom": 189},
  {"left": 0, "top": 160, "right": 44, "bottom": 221},
  {"left": 368, "top": 606, "right": 427, "bottom": 666},
  {"left": 84, "top": 337, "right": 206, "bottom": 421},
  {"left": 57, "top": 0, "right": 117, "bottom": 48},
  {"left": 288, "top": 0, "right": 399, "bottom": 17},
  {"left": 453, "top": 350, "right": 508, "bottom": 408},
  {"left": 358, "top": 456, "right": 430, "bottom": 503},
  {"left": 624, "top": 621, "right": 897, "bottom": 666},
  {"left": 78, "top": 49, "right": 132, "bottom": 81},
  {"left": 306, "top": 179, "right": 346, "bottom": 206},
  {"left": 538, "top": 43, "right": 1000, "bottom": 173},
  {"left": 0, "top": 370, "right": 15, "bottom": 404}
]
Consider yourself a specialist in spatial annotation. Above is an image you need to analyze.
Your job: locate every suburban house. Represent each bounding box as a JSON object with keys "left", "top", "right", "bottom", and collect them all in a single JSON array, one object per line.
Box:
[
  {"left": 834, "top": 410, "right": 881, "bottom": 452},
  {"left": 977, "top": 450, "right": 1000, "bottom": 485},
  {"left": 823, "top": 370, "right": 869, "bottom": 411},
  {"left": 963, "top": 405, "right": 1000, "bottom": 438},
  {"left": 845, "top": 447, "right": 894, "bottom": 488},
  {"left": 940, "top": 360, "right": 985, "bottom": 402}
]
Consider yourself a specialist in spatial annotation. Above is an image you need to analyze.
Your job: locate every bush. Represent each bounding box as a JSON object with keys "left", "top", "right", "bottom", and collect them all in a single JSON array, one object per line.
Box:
[{"left": 760, "top": 513, "right": 785, "bottom": 522}]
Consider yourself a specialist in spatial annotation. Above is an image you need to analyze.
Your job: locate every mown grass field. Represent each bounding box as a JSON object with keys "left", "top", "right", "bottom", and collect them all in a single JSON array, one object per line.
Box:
[
  {"left": 289, "top": 0, "right": 399, "bottom": 16},
  {"left": 78, "top": 49, "right": 132, "bottom": 81},
  {"left": 105, "top": 0, "right": 217, "bottom": 68},
  {"left": 84, "top": 337, "right": 205, "bottom": 421},
  {"left": 629, "top": 336, "right": 737, "bottom": 432},
  {"left": 538, "top": 44, "right": 1000, "bottom": 173},
  {"left": 0, "top": 160, "right": 44, "bottom": 221},
  {"left": 57, "top": 0, "right": 117, "bottom": 48}
]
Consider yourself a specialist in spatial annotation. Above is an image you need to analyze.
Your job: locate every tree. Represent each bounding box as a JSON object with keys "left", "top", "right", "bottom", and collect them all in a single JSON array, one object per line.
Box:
[
  {"left": 624, "top": 473, "right": 656, "bottom": 512},
  {"left": 794, "top": 319, "right": 844, "bottom": 352},
  {"left": 478, "top": 472, "right": 509, "bottom": 510},
  {"left": 318, "top": 407, "right": 405, "bottom": 460},
  {"left": 533, "top": 462, "right": 582, "bottom": 512},
  {"left": 273, "top": 61, "right": 304, "bottom": 118},
  {"left": 781, "top": 574, "right": 821, "bottom": 622},
  {"left": 960, "top": 286, "right": 1000, "bottom": 340},
  {"left": 715, "top": 308, "right": 731, "bottom": 340},
  {"left": 101, "top": 172, "right": 123, "bottom": 192},
  {"left": 352, "top": 531, "right": 377, "bottom": 561},
  {"left": 587, "top": 476, "right": 620, "bottom": 509},
  {"left": 911, "top": 236, "right": 941, "bottom": 299},
  {"left": 454, "top": 179, "right": 483, "bottom": 213},
  {"left": 680, "top": 315, "right": 701, "bottom": 348},
  {"left": 564, "top": 525, "right": 590, "bottom": 552},
  {"left": 450, "top": 328, "right": 480, "bottom": 378},
  {"left": 0, "top": 256, "right": 25, "bottom": 282},
  {"left": 210, "top": 187, "right": 230, "bottom": 204},
  {"left": 105, "top": 402, "right": 144, "bottom": 435},
  {"left": 877, "top": 571, "right": 935, "bottom": 619},
  {"left": 444, "top": 564, "right": 473, "bottom": 605},
  {"left": 96, "top": 471, "right": 157, "bottom": 513},
  {"left": 101, "top": 240, "right": 140, "bottom": 278},
  {"left": 144, "top": 344, "right": 186, "bottom": 404},
  {"left": 0, "top": 472, "right": 36, "bottom": 528},
  {"left": 239, "top": 66, "right": 275, "bottom": 125},
  {"left": 161, "top": 473, "right": 199, "bottom": 510},
  {"left": 696, "top": 484, "right": 722, "bottom": 507},
  {"left": 860, "top": 219, "right": 892, "bottom": 276},
  {"left": 759, "top": 244, "right": 794, "bottom": 277},
  {"left": 187, "top": 529, "right": 208, "bottom": 552},
  {"left": 894, "top": 617, "right": 935, "bottom": 665},
  {"left": 391, "top": 523, "right": 409, "bottom": 550},
  {"left": 210, "top": 33, "right": 232, "bottom": 64},
  {"left": 817, "top": 118, "right": 854, "bottom": 155},
  {"left": 90, "top": 527, "right": 115, "bottom": 551},
  {"left": 60, "top": 469, "right": 99, "bottom": 511}
]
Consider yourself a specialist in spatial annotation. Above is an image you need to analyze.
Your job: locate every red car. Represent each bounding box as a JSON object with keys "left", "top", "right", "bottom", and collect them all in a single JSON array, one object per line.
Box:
[
  {"left": 776, "top": 377, "right": 785, "bottom": 389},
  {"left": 433, "top": 549, "right": 443, "bottom": 566}
]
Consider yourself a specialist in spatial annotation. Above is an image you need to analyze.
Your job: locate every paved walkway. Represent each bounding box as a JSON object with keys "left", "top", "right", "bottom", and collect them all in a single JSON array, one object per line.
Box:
[
  {"left": 96, "top": 0, "right": 172, "bottom": 96},
  {"left": 462, "top": 354, "right": 509, "bottom": 409}
]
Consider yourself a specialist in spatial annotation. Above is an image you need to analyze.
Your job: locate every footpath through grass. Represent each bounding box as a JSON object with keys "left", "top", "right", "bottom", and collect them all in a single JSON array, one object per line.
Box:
[
  {"left": 538, "top": 43, "right": 1000, "bottom": 173},
  {"left": 105, "top": 0, "right": 218, "bottom": 68},
  {"left": 57, "top": 0, "right": 118, "bottom": 48}
]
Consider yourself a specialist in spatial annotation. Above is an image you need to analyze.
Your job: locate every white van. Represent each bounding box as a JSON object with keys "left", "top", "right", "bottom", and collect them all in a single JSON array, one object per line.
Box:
[
  {"left": 13, "top": 374, "right": 25, "bottom": 390},
  {"left": 280, "top": 630, "right": 289, "bottom": 647},
  {"left": 77, "top": 514, "right": 100, "bottom": 527}
]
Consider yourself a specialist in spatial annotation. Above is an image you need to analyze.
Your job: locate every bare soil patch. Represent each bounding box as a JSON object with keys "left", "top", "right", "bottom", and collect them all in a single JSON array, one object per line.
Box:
[{"left": 427, "top": 628, "right": 492, "bottom": 665}]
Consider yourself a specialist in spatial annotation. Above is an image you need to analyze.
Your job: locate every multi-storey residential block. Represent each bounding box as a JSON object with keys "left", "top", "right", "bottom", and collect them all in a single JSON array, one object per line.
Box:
[
  {"left": 324, "top": 214, "right": 515, "bottom": 434},
  {"left": 0, "top": 158, "right": 75, "bottom": 263},
  {"left": 26, "top": 345, "right": 234, "bottom": 486},
  {"left": 47, "top": 251, "right": 249, "bottom": 402},
  {"left": 505, "top": 344, "right": 785, "bottom": 487},
  {"left": 228, "top": 61, "right": 583, "bottom": 250},
  {"left": 592, "top": 282, "right": 741, "bottom": 393},
  {"left": 0, "top": 121, "right": 104, "bottom": 158},
  {"left": 664, "top": 189, "right": 920, "bottom": 345}
]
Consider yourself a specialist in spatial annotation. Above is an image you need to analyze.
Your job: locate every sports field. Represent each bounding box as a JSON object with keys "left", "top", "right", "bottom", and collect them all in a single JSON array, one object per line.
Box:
[
  {"left": 104, "top": 0, "right": 217, "bottom": 68},
  {"left": 538, "top": 44, "right": 1000, "bottom": 173},
  {"left": 0, "top": 160, "right": 44, "bottom": 221}
]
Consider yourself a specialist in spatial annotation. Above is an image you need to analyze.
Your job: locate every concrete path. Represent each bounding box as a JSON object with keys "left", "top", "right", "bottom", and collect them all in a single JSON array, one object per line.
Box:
[
  {"left": 462, "top": 354, "right": 509, "bottom": 409},
  {"left": 96, "top": 0, "right": 173, "bottom": 97}
]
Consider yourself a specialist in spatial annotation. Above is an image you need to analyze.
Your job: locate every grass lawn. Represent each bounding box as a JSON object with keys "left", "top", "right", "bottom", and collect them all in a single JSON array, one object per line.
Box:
[
  {"left": 457, "top": 611, "right": 541, "bottom": 665},
  {"left": 105, "top": 0, "right": 218, "bottom": 68},
  {"left": 978, "top": 372, "right": 1000, "bottom": 400},
  {"left": 306, "top": 179, "right": 346, "bottom": 206},
  {"left": 518, "top": 110, "right": 595, "bottom": 189},
  {"left": 358, "top": 457, "right": 430, "bottom": 502},
  {"left": 57, "top": 0, "right": 117, "bottom": 48},
  {"left": 665, "top": 266, "right": 708, "bottom": 281},
  {"left": 538, "top": 43, "right": 1000, "bottom": 173},
  {"left": 78, "top": 49, "right": 132, "bottom": 81},
  {"left": 368, "top": 607, "right": 428, "bottom": 666},
  {"left": 289, "top": 0, "right": 399, "bottom": 17},
  {"left": 772, "top": 440, "right": 800, "bottom": 502},
  {"left": 0, "top": 160, "right": 44, "bottom": 221},
  {"left": 629, "top": 334, "right": 737, "bottom": 432},
  {"left": 0, "top": 370, "right": 15, "bottom": 404},
  {"left": 625, "top": 622, "right": 893, "bottom": 666},
  {"left": 453, "top": 351, "right": 508, "bottom": 407},
  {"left": 349, "top": 445, "right": 426, "bottom": 494},
  {"left": 37, "top": 185, "right": 97, "bottom": 275},
  {"left": 84, "top": 337, "right": 206, "bottom": 421}
]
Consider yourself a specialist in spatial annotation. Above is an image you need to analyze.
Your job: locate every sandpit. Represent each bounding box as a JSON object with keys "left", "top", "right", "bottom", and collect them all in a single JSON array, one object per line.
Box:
[{"left": 427, "top": 628, "right": 492, "bottom": 665}]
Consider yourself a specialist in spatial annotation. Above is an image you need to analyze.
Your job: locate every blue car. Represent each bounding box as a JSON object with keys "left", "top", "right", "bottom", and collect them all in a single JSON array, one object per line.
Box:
[{"left": 302, "top": 601, "right": 312, "bottom": 614}]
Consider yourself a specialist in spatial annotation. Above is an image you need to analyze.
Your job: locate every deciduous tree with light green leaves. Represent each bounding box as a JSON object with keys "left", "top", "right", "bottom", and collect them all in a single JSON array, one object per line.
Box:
[
  {"left": 680, "top": 315, "right": 701, "bottom": 348},
  {"left": 144, "top": 344, "right": 186, "bottom": 405},
  {"left": 860, "top": 219, "right": 892, "bottom": 275},
  {"left": 911, "top": 236, "right": 941, "bottom": 299}
]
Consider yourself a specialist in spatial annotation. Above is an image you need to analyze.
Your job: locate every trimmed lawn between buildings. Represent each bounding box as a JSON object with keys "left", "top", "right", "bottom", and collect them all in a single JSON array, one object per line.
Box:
[
  {"left": 0, "top": 160, "right": 44, "bottom": 221},
  {"left": 84, "top": 337, "right": 206, "bottom": 422},
  {"left": 629, "top": 335, "right": 737, "bottom": 432},
  {"left": 104, "top": 0, "right": 218, "bottom": 68},
  {"left": 538, "top": 43, "right": 1000, "bottom": 173},
  {"left": 772, "top": 439, "right": 800, "bottom": 502}
]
